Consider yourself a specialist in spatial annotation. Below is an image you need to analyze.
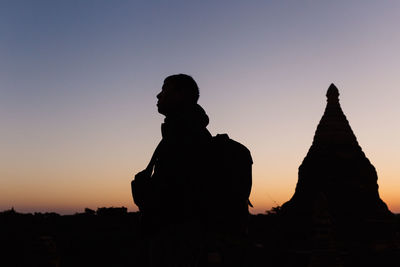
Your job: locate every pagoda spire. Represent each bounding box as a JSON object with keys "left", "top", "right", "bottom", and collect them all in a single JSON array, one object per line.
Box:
[
  {"left": 310, "top": 83, "right": 358, "bottom": 149},
  {"left": 326, "top": 83, "right": 339, "bottom": 102}
]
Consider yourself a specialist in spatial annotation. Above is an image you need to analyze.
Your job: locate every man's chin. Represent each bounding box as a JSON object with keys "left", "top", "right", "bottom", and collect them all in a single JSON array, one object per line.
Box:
[{"left": 157, "top": 106, "right": 166, "bottom": 115}]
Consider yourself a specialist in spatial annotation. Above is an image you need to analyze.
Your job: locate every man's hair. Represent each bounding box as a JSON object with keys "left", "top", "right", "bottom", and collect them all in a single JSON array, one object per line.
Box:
[{"left": 164, "top": 74, "right": 200, "bottom": 104}]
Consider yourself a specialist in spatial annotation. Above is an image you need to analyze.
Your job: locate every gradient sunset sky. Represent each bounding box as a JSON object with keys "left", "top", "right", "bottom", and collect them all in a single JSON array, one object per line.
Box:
[{"left": 1, "top": 1, "right": 400, "bottom": 214}]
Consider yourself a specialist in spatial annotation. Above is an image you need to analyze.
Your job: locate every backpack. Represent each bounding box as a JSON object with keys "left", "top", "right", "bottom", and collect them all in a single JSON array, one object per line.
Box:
[
  {"left": 208, "top": 134, "right": 253, "bottom": 233},
  {"left": 132, "top": 134, "right": 253, "bottom": 234}
]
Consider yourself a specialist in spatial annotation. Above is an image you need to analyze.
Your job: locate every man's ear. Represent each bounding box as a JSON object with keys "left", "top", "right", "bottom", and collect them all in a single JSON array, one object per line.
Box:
[{"left": 174, "top": 88, "right": 187, "bottom": 103}]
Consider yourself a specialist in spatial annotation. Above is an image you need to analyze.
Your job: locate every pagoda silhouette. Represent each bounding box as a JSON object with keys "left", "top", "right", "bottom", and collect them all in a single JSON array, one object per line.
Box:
[
  {"left": 279, "top": 84, "right": 397, "bottom": 266},
  {"left": 282, "top": 83, "right": 392, "bottom": 218}
]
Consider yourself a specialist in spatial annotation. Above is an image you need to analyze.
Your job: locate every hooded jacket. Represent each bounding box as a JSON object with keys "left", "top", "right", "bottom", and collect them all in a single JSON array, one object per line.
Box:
[{"left": 151, "top": 104, "right": 212, "bottom": 225}]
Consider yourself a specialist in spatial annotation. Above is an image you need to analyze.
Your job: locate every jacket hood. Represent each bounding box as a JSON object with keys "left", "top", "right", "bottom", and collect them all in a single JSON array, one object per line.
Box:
[{"left": 161, "top": 104, "right": 210, "bottom": 139}]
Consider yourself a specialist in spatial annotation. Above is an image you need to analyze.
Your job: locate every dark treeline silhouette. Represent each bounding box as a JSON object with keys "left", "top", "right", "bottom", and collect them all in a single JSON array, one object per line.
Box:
[
  {"left": 0, "top": 207, "right": 141, "bottom": 267},
  {"left": 1, "top": 207, "right": 399, "bottom": 267}
]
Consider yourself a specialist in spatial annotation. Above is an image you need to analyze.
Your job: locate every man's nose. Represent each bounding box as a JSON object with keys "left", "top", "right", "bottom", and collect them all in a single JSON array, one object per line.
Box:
[{"left": 157, "top": 92, "right": 161, "bottom": 99}]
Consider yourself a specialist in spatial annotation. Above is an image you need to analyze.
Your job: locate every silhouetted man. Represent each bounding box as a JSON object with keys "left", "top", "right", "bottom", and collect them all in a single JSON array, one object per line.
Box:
[{"left": 145, "top": 74, "right": 212, "bottom": 266}]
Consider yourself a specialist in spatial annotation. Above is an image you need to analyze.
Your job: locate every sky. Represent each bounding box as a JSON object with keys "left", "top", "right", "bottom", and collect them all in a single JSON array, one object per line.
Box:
[{"left": 1, "top": 1, "right": 400, "bottom": 214}]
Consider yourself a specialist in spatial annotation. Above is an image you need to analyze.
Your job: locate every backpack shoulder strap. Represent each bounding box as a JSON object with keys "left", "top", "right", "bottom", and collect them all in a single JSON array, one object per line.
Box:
[{"left": 144, "top": 140, "right": 163, "bottom": 175}]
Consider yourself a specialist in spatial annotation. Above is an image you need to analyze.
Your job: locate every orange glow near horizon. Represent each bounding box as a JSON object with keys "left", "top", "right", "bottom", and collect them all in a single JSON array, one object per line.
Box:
[{"left": 2, "top": 164, "right": 399, "bottom": 215}]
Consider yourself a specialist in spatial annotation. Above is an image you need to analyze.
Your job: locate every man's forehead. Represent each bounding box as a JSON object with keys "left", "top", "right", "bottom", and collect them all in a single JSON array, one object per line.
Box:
[{"left": 162, "top": 80, "right": 176, "bottom": 90}]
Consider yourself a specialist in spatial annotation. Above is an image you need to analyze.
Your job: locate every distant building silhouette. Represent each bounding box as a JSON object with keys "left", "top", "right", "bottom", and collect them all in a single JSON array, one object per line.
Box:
[
  {"left": 84, "top": 208, "right": 96, "bottom": 215},
  {"left": 96, "top": 207, "right": 127, "bottom": 216}
]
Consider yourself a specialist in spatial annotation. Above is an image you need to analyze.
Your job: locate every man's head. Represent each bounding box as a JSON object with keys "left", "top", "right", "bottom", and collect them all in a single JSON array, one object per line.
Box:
[{"left": 157, "top": 74, "right": 200, "bottom": 115}]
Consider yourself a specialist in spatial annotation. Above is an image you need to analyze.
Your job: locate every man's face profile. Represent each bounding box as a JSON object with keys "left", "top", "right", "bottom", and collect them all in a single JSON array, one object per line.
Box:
[{"left": 156, "top": 80, "right": 183, "bottom": 115}]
